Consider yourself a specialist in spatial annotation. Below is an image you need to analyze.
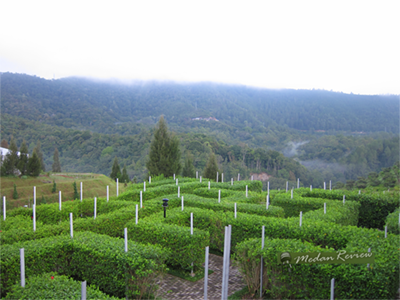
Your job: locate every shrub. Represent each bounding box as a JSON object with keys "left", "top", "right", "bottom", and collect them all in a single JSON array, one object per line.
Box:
[
  {"left": 5, "top": 272, "right": 120, "bottom": 299},
  {"left": 385, "top": 207, "right": 399, "bottom": 234}
]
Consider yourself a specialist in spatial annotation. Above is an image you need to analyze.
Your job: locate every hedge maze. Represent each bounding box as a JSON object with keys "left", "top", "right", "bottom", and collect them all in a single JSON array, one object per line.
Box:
[{"left": 1, "top": 177, "right": 399, "bottom": 299}]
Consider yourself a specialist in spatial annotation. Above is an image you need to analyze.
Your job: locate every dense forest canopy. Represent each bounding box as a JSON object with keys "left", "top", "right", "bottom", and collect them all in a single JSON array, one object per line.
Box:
[{"left": 1, "top": 72, "right": 398, "bottom": 186}]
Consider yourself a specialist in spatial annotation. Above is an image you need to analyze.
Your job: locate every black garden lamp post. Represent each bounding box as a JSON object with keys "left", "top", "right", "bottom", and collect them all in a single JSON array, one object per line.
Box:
[{"left": 162, "top": 198, "right": 169, "bottom": 218}]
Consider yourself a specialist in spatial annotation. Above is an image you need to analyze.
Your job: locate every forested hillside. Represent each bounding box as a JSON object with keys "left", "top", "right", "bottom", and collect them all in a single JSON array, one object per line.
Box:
[{"left": 1, "top": 72, "right": 398, "bottom": 185}]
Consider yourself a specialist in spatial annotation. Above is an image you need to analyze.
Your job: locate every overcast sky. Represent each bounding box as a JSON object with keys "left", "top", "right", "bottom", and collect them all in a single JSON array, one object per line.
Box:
[{"left": 1, "top": 0, "right": 399, "bottom": 95}]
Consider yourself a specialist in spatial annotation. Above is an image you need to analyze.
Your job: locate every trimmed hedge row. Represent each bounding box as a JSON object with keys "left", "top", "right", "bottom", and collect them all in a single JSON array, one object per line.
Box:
[
  {"left": 385, "top": 207, "right": 399, "bottom": 234},
  {"left": 234, "top": 236, "right": 399, "bottom": 299},
  {"left": 272, "top": 194, "right": 360, "bottom": 226},
  {"left": 297, "top": 188, "right": 399, "bottom": 229},
  {"left": 1, "top": 232, "right": 168, "bottom": 299},
  {"left": 126, "top": 220, "right": 209, "bottom": 271},
  {"left": 5, "top": 272, "right": 121, "bottom": 299},
  {"left": 118, "top": 180, "right": 262, "bottom": 202},
  {"left": 233, "top": 238, "right": 333, "bottom": 298}
]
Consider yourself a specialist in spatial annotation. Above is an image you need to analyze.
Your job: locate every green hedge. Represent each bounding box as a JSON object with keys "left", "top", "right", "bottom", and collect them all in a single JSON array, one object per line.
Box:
[
  {"left": 272, "top": 194, "right": 360, "bottom": 226},
  {"left": 385, "top": 207, "right": 399, "bottom": 234},
  {"left": 193, "top": 187, "right": 233, "bottom": 199},
  {"left": 297, "top": 188, "right": 399, "bottom": 229},
  {"left": 234, "top": 235, "right": 399, "bottom": 299},
  {"left": 0, "top": 232, "right": 168, "bottom": 299},
  {"left": 5, "top": 272, "right": 121, "bottom": 299},
  {"left": 126, "top": 220, "right": 209, "bottom": 271},
  {"left": 233, "top": 238, "right": 333, "bottom": 298}
]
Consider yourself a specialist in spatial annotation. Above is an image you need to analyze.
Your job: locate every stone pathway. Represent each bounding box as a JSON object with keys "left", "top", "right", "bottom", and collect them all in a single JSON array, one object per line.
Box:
[{"left": 156, "top": 254, "right": 246, "bottom": 300}]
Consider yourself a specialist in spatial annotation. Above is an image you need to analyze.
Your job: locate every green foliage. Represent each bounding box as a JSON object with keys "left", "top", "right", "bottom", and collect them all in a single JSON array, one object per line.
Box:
[
  {"left": 27, "top": 150, "right": 41, "bottom": 176},
  {"left": 298, "top": 188, "right": 398, "bottom": 229},
  {"left": 126, "top": 220, "right": 209, "bottom": 271},
  {"left": 12, "top": 184, "right": 18, "bottom": 199},
  {"left": 1, "top": 232, "right": 168, "bottom": 299},
  {"left": 6, "top": 272, "right": 120, "bottom": 299},
  {"left": 51, "top": 180, "right": 56, "bottom": 193},
  {"left": 72, "top": 181, "right": 79, "bottom": 200},
  {"left": 17, "top": 140, "right": 29, "bottom": 175},
  {"left": 120, "top": 164, "right": 129, "bottom": 184},
  {"left": 146, "top": 116, "right": 181, "bottom": 177},
  {"left": 182, "top": 152, "right": 195, "bottom": 178},
  {"left": 52, "top": 147, "right": 61, "bottom": 172},
  {"left": 385, "top": 207, "right": 399, "bottom": 234},
  {"left": 41, "top": 195, "right": 46, "bottom": 205},
  {"left": 203, "top": 152, "right": 219, "bottom": 181},
  {"left": 34, "top": 140, "right": 45, "bottom": 172},
  {"left": 110, "top": 156, "right": 121, "bottom": 181}
]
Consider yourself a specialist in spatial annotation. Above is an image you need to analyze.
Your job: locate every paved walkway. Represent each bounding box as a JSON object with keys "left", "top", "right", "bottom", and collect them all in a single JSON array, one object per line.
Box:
[{"left": 156, "top": 254, "right": 246, "bottom": 300}]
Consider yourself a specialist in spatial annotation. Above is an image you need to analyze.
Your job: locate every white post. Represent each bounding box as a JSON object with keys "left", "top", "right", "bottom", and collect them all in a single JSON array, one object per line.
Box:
[
  {"left": 238, "top": 173, "right": 240, "bottom": 181},
  {"left": 343, "top": 195, "right": 345, "bottom": 205},
  {"left": 176, "top": 178, "right": 178, "bottom": 186},
  {"left": 140, "top": 191, "right": 143, "bottom": 208},
  {"left": 267, "top": 181, "right": 270, "bottom": 195},
  {"left": 291, "top": 189, "right": 293, "bottom": 199},
  {"left": 80, "top": 182, "right": 83, "bottom": 201},
  {"left": 385, "top": 226, "right": 387, "bottom": 238},
  {"left": 260, "top": 225, "right": 265, "bottom": 298},
  {"left": 324, "top": 182, "right": 326, "bottom": 190},
  {"left": 81, "top": 281, "right": 87, "bottom": 300},
  {"left": 217, "top": 172, "right": 219, "bottom": 183},
  {"left": 234, "top": 203, "right": 237, "bottom": 218},
  {"left": 34, "top": 186, "right": 36, "bottom": 206},
  {"left": 178, "top": 186, "right": 180, "bottom": 198},
  {"left": 59, "top": 191, "right": 62, "bottom": 211},
  {"left": 218, "top": 190, "right": 221, "bottom": 203},
  {"left": 135, "top": 204, "right": 138, "bottom": 224},
  {"left": 324, "top": 203, "right": 326, "bottom": 214},
  {"left": 196, "top": 171, "right": 198, "bottom": 179},
  {"left": 70, "top": 213, "right": 73, "bottom": 238},
  {"left": 190, "top": 213, "right": 193, "bottom": 235},
  {"left": 173, "top": 174, "right": 175, "bottom": 180},
  {"left": 286, "top": 181, "right": 288, "bottom": 192},
  {"left": 181, "top": 196, "right": 184, "bottom": 211},
  {"left": 222, "top": 173, "right": 224, "bottom": 183},
  {"left": 20, "top": 248, "right": 25, "bottom": 287},
  {"left": 310, "top": 185, "right": 312, "bottom": 191},
  {"left": 246, "top": 185, "right": 248, "bottom": 197},
  {"left": 208, "top": 181, "right": 210, "bottom": 190},
  {"left": 107, "top": 186, "right": 109, "bottom": 202},
  {"left": 144, "top": 181, "right": 146, "bottom": 192},
  {"left": 221, "top": 226, "right": 228, "bottom": 299},
  {"left": 124, "top": 228, "right": 128, "bottom": 252},
  {"left": 3, "top": 196, "right": 5, "bottom": 221},
  {"left": 149, "top": 176, "right": 151, "bottom": 184},
  {"left": 358, "top": 190, "right": 360, "bottom": 194},
  {"left": 116, "top": 178, "right": 119, "bottom": 196},
  {"left": 33, "top": 204, "right": 36, "bottom": 231},
  {"left": 231, "top": 178, "right": 233, "bottom": 185},
  {"left": 329, "top": 180, "right": 332, "bottom": 190},
  {"left": 251, "top": 175, "right": 254, "bottom": 181},
  {"left": 297, "top": 178, "right": 300, "bottom": 189},
  {"left": 300, "top": 211, "right": 302, "bottom": 227},
  {"left": 94, "top": 197, "right": 97, "bottom": 219},
  {"left": 204, "top": 246, "right": 209, "bottom": 300},
  {"left": 330, "top": 278, "right": 335, "bottom": 300},
  {"left": 266, "top": 194, "right": 269, "bottom": 209},
  {"left": 200, "top": 176, "right": 202, "bottom": 183}
]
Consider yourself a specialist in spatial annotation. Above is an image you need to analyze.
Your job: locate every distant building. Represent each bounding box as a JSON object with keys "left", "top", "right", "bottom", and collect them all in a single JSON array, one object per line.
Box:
[
  {"left": 191, "top": 117, "right": 219, "bottom": 122},
  {"left": 0, "top": 147, "right": 25, "bottom": 161}
]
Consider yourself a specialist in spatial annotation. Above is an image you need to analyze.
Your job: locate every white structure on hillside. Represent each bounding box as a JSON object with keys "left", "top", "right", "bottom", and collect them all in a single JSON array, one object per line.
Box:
[{"left": 0, "top": 147, "right": 24, "bottom": 161}]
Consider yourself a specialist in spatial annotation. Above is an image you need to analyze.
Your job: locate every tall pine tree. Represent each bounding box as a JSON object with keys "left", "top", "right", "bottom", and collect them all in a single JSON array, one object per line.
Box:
[
  {"left": 27, "top": 150, "right": 41, "bottom": 177},
  {"left": 34, "top": 141, "right": 45, "bottom": 172},
  {"left": 110, "top": 157, "right": 121, "bottom": 181},
  {"left": 3, "top": 137, "right": 19, "bottom": 176},
  {"left": 18, "top": 140, "right": 29, "bottom": 175},
  {"left": 146, "top": 116, "right": 181, "bottom": 177},
  {"left": 182, "top": 151, "right": 195, "bottom": 178},
  {"left": 121, "top": 164, "right": 130, "bottom": 183},
  {"left": 203, "top": 152, "right": 219, "bottom": 181},
  {"left": 52, "top": 148, "right": 61, "bottom": 172}
]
